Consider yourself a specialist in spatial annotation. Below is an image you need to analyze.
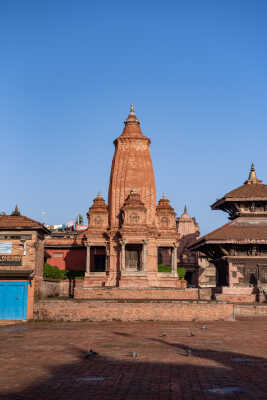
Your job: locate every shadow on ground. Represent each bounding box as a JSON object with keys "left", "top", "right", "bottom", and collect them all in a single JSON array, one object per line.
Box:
[{"left": 1, "top": 322, "right": 267, "bottom": 400}]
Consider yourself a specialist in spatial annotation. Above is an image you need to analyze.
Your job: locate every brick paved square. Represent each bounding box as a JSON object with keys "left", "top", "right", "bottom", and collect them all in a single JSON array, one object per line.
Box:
[{"left": 0, "top": 318, "right": 267, "bottom": 399}]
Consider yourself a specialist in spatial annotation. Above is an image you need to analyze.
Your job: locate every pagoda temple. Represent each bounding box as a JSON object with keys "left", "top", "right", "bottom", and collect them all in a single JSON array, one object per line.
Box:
[{"left": 189, "top": 164, "right": 267, "bottom": 302}]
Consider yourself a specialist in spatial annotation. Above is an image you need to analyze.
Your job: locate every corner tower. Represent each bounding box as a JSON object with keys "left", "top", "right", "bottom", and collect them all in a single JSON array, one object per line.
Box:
[{"left": 108, "top": 105, "right": 156, "bottom": 227}]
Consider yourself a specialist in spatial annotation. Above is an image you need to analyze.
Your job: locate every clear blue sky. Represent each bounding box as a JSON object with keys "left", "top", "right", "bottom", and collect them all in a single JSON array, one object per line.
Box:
[{"left": 1, "top": 1, "right": 266, "bottom": 234}]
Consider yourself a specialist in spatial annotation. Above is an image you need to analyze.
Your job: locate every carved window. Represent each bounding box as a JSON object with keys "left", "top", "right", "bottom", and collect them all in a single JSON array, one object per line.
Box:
[
  {"left": 130, "top": 214, "right": 139, "bottom": 224},
  {"left": 161, "top": 217, "right": 169, "bottom": 227},
  {"left": 95, "top": 216, "right": 102, "bottom": 225}
]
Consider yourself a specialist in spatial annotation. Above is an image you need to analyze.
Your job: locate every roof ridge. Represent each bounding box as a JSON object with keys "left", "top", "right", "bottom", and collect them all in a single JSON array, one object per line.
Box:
[
  {"left": 190, "top": 219, "right": 235, "bottom": 247},
  {"left": 203, "top": 219, "right": 237, "bottom": 239}
]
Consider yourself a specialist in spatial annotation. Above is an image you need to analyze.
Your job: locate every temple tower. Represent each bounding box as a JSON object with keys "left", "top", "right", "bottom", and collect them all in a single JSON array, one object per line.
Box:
[{"left": 108, "top": 105, "right": 156, "bottom": 227}]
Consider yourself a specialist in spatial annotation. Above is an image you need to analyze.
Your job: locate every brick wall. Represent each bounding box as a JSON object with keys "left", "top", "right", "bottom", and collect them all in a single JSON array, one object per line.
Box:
[
  {"left": 40, "top": 279, "right": 84, "bottom": 298},
  {"left": 75, "top": 287, "right": 199, "bottom": 300},
  {"left": 34, "top": 300, "right": 234, "bottom": 321},
  {"left": 235, "top": 304, "right": 267, "bottom": 317},
  {"left": 45, "top": 248, "right": 86, "bottom": 271}
]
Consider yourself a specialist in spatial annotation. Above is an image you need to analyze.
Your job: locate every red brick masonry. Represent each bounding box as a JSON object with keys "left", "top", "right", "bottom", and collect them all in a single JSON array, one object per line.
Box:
[
  {"left": 75, "top": 287, "right": 199, "bottom": 300},
  {"left": 34, "top": 300, "right": 235, "bottom": 321}
]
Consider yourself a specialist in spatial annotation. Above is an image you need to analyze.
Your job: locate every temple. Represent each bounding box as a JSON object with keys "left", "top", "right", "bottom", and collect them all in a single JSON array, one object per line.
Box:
[
  {"left": 44, "top": 106, "right": 203, "bottom": 297},
  {"left": 78, "top": 105, "right": 183, "bottom": 290},
  {"left": 189, "top": 164, "right": 267, "bottom": 302}
]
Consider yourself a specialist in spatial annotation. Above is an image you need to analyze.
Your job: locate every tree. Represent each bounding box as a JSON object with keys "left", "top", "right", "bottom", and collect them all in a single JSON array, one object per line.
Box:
[{"left": 11, "top": 205, "right": 21, "bottom": 216}]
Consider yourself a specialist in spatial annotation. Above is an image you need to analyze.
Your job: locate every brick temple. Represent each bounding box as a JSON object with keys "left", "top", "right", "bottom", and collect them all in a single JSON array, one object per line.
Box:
[
  {"left": 80, "top": 105, "right": 189, "bottom": 290},
  {"left": 189, "top": 164, "right": 267, "bottom": 303},
  {"left": 45, "top": 106, "right": 201, "bottom": 293}
]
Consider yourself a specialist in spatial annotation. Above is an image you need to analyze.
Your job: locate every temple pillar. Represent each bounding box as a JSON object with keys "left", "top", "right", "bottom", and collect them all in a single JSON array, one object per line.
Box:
[
  {"left": 142, "top": 241, "right": 147, "bottom": 271},
  {"left": 172, "top": 244, "right": 178, "bottom": 277},
  {"left": 85, "top": 244, "right": 91, "bottom": 276},
  {"left": 121, "top": 240, "right": 126, "bottom": 272},
  {"left": 105, "top": 240, "right": 118, "bottom": 287}
]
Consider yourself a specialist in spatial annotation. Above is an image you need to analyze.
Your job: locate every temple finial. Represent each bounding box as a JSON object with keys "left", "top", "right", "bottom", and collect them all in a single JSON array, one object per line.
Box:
[
  {"left": 184, "top": 204, "right": 187, "bottom": 213},
  {"left": 130, "top": 104, "right": 135, "bottom": 114},
  {"left": 97, "top": 191, "right": 102, "bottom": 197},
  {"left": 162, "top": 192, "right": 166, "bottom": 199},
  {"left": 247, "top": 162, "right": 258, "bottom": 184}
]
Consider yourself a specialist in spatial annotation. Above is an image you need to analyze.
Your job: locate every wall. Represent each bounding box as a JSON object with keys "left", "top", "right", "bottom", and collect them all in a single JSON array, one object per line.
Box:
[
  {"left": 40, "top": 278, "right": 83, "bottom": 298},
  {"left": 235, "top": 304, "right": 267, "bottom": 317},
  {"left": 0, "top": 230, "right": 37, "bottom": 273},
  {"left": 75, "top": 287, "right": 199, "bottom": 300},
  {"left": 198, "top": 255, "right": 216, "bottom": 287},
  {"left": 34, "top": 300, "right": 234, "bottom": 322},
  {"left": 45, "top": 248, "right": 86, "bottom": 271}
]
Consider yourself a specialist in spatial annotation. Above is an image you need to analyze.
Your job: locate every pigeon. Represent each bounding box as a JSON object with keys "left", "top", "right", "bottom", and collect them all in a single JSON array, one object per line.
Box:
[
  {"left": 86, "top": 349, "right": 98, "bottom": 358},
  {"left": 186, "top": 348, "right": 192, "bottom": 356},
  {"left": 132, "top": 352, "right": 138, "bottom": 358},
  {"left": 161, "top": 332, "right": 167, "bottom": 337},
  {"left": 202, "top": 325, "right": 207, "bottom": 330},
  {"left": 189, "top": 331, "right": 195, "bottom": 337}
]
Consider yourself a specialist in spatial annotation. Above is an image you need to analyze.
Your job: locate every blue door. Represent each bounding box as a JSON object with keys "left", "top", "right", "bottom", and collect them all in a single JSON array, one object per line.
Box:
[{"left": 0, "top": 281, "right": 28, "bottom": 320}]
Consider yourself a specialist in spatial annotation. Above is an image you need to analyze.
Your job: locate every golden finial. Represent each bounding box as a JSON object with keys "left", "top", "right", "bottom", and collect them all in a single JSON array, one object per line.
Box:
[
  {"left": 97, "top": 191, "right": 102, "bottom": 197},
  {"left": 184, "top": 204, "right": 187, "bottom": 213},
  {"left": 130, "top": 104, "right": 135, "bottom": 113},
  {"left": 247, "top": 162, "right": 257, "bottom": 184}
]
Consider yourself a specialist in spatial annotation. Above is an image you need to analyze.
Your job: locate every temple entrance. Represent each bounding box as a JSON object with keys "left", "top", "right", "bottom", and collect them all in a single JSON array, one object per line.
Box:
[
  {"left": 90, "top": 246, "right": 106, "bottom": 272},
  {"left": 158, "top": 247, "right": 172, "bottom": 273},
  {"left": 125, "top": 244, "right": 142, "bottom": 271},
  {"left": 216, "top": 260, "right": 228, "bottom": 286}
]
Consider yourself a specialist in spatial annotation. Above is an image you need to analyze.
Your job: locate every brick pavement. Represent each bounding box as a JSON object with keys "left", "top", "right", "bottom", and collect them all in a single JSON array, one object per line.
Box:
[{"left": 0, "top": 318, "right": 267, "bottom": 399}]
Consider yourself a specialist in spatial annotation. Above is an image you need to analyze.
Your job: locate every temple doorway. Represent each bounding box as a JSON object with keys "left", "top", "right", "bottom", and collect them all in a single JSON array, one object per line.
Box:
[
  {"left": 125, "top": 244, "right": 142, "bottom": 271},
  {"left": 90, "top": 246, "right": 106, "bottom": 272},
  {"left": 158, "top": 247, "right": 172, "bottom": 273},
  {"left": 216, "top": 260, "right": 228, "bottom": 286}
]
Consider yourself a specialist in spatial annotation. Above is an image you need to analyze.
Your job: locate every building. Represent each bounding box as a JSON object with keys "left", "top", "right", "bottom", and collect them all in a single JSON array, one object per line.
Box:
[
  {"left": 189, "top": 164, "right": 267, "bottom": 302},
  {"left": 79, "top": 105, "right": 182, "bottom": 289},
  {"left": 44, "top": 106, "right": 201, "bottom": 291},
  {"left": 176, "top": 205, "right": 200, "bottom": 286},
  {"left": 0, "top": 214, "right": 49, "bottom": 320},
  {"left": 45, "top": 231, "right": 85, "bottom": 272}
]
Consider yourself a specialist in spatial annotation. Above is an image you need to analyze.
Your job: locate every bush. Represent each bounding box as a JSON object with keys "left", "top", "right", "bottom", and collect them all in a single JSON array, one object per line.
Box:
[
  {"left": 43, "top": 263, "right": 68, "bottom": 280},
  {"left": 177, "top": 267, "right": 186, "bottom": 280},
  {"left": 158, "top": 264, "right": 172, "bottom": 273}
]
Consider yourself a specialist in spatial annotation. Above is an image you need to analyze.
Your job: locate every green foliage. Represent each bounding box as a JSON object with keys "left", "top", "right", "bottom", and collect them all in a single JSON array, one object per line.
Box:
[
  {"left": 177, "top": 267, "right": 186, "bottom": 280},
  {"left": 158, "top": 264, "right": 172, "bottom": 273},
  {"left": 43, "top": 263, "right": 68, "bottom": 280}
]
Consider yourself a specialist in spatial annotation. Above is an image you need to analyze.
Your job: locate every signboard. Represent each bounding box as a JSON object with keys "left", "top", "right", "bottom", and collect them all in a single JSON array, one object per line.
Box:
[
  {"left": 0, "top": 255, "right": 22, "bottom": 266},
  {"left": 0, "top": 242, "right": 12, "bottom": 254},
  {"left": 75, "top": 224, "right": 88, "bottom": 231}
]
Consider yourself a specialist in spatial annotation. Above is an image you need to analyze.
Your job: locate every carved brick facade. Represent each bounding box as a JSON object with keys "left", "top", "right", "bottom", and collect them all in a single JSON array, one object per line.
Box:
[
  {"left": 45, "top": 106, "right": 202, "bottom": 292},
  {"left": 77, "top": 106, "right": 185, "bottom": 290}
]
